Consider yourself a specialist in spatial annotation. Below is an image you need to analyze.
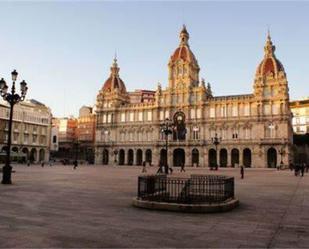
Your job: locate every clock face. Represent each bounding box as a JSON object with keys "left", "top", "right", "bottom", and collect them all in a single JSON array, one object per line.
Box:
[{"left": 177, "top": 115, "right": 183, "bottom": 121}]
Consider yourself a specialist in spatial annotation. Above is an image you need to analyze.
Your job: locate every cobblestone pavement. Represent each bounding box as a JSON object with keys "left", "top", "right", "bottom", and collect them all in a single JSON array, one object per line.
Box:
[{"left": 0, "top": 164, "right": 308, "bottom": 248}]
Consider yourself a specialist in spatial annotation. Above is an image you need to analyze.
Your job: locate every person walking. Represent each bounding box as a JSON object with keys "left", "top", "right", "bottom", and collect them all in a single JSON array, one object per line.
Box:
[
  {"left": 180, "top": 162, "right": 185, "bottom": 172},
  {"left": 73, "top": 160, "right": 78, "bottom": 170},
  {"left": 301, "top": 164, "right": 305, "bottom": 177},
  {"left": 41, "top": 161, "right": 44, "bottom": 167},
  {"left": 240, "top": 165, "right": 244, "bottom": 179},
  {"left": 27, "top": 160, "right": 30, "bottom": 167},
  {"left": 142, "top": 161, "right": 147, "bottom": 173},
  {"left": 156, "top": 161, "right": 163, "bottom": 174}
]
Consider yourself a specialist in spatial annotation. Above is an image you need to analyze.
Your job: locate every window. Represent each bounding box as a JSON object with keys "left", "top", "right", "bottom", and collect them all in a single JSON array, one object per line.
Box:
[
  {"left": 165, "top": 110, "right": 169, "bottom": 119},
  {"left": 33, "top": 135, "right": 37, "bottom": 143},
  {"left": 221, "top": 106, "right": 226, "bottom": 117},
  {"left": 129, "top": 112, "right": 134, "bottom": 122},
  {"left": 138, "top": 112, "right": 143, "bottom": 122},
  {"left": 121, "top": 113, "right": 126, "bottom": 122},
  {"left": 147, "top": 111, "right": 152, "bottom": 121},
  {"left": 272, "top": 104, "right": 279, "bottom": 115},
  {"left": 210, "top": 107, "right": 215, "bottom": 118},
  {"left": 103, "top": 114, "right": 107, "bottom": 123},
  {"left": 53, "top": 135, "right": 57, "bottom": 143},
  {"left": 190, "top": 109, "right": 196, "bottom": 119},
  {"left": 192, "top": 127, "right": 199, "bottom": 140},
  {"left": 196, "top": 109, "right": 201, "bottom": 119},
  {"left": 107, "top": 114, "right": 112, "bottom": 123},
  {"left": 159, "top": 111, "right": 164, "bottom": 121},
  {"left": 244, "top": 104, "right": 250, "bottom": 116},
  {"left": 232, "top": 105, "right": 238, "bottom": 117},
  {"left": 264, "top": 104, "right": 271, "bottom": 115}
]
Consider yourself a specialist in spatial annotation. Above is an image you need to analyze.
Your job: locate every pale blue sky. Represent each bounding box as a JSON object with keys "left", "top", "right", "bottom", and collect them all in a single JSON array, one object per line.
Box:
[{"left": 0, "top": 1, "right": 308, "bottom": 117}]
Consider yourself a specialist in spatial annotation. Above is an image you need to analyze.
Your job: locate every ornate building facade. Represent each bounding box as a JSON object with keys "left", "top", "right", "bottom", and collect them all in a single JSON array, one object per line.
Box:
[
  {"left": 0, "top": 99, "right": 52, "bottom": 163},
  {"left": 95, "top": 26, "right": 293, "bottom": 168}
]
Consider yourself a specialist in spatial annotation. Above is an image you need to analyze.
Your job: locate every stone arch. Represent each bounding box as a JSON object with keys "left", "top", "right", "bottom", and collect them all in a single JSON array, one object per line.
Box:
[
  {"left": 127, "top": 149, "right": 134, "bottom": 165},
  {"left": 12, "top": 147, "right": 18, "bottom": 153},
  {"left": 231, "top": 148, "right": 239, "bottom": 167},
  {"left": 39, "top": 149, "right": 45, "bottom": 162},
  {"left": 267, "top": 147, "right": 277, "bottom": 168},
  {"left": 208, "top": 148, "right": 217, "bottom": 168},
  {"left": 243, "top": 148, "right": 252, "bottom": 168},
  {"left": 173, "top": 148, "right": 185, "bottom": 167},
  {"left": 145, "top": 149, "right": 152, "bottom": 165},
  {"left": 118, "top": 149, "right": 125, "bottom": 165},
  {"left": 30, "top": 148, "right": 37, "bottom": 163},
  {"left": 102, "top": 149, "right": 109, "bottom": 165},
  {"left": 219, "top": 148, "right": 228, "bottom": 167},
  {"left": 22, "top": 148, "right": 29, "bottom": 161},
  {"left": 192, "top": 148, "right": 199, "bottom": 166},
  {"left": 136, "top": 149, "right": 143, "bottom": 166}
]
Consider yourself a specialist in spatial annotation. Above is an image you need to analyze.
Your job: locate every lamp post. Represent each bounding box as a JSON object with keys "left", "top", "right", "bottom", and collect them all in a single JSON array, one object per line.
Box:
[
  {"left": 0, "top": 70, "right": 28, "bottom": 184},
  {"left": 278, "top": 146, "right": 285, "bottom": 170},
  {"left": 211, "top": 133, "right": 221, "bottom": 170},
  {"left": 160, "top": 118, "right": 173, "bottom": 174}
]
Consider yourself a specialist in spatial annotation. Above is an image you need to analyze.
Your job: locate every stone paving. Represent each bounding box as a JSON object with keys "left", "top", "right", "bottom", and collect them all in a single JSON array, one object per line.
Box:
[{"left": 0, "top": 164, "right": 308, "bottom": 248}]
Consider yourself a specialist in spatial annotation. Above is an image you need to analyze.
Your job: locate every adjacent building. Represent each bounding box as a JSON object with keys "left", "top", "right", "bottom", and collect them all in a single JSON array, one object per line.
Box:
[
  {"left": 76, "top": 106, "right": 95, "bottom": 163},
  {"left": 290, "top": 98, "right": 309, "bottom": 134},
  {"left": 94, "top": 26, "right": 293, "bottom": 168},
  {"left": 0, "top": 99, "right": 52, "bottom": 163}
]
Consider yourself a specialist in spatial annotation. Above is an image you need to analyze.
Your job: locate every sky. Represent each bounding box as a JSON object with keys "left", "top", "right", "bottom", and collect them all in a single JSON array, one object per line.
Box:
[{"left": 0, "top": 1, "right": 308, "bottom": 117}]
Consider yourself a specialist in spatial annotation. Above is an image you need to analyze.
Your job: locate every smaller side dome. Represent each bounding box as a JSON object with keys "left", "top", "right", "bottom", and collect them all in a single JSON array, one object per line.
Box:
[{"left": 102, "top": 58, "right": 127, "bottom": 93}]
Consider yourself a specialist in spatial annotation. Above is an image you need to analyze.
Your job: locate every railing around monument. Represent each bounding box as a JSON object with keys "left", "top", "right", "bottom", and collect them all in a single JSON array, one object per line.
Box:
[{"left": 137, "top": 174, "right": 234, "bottom": 204}]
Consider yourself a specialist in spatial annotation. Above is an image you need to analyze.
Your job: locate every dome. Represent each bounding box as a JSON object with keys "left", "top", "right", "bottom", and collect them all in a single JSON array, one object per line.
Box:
[
  {"left": 102, "top": 58, "right": 127, "bottom": 93},
  {"left": 255, "top": 32, "right": 285, "bottom": 77},
  {"left": 169, "top": 25, "right": 198, "bottom": 65},
  {"left": 256, "top": 57, "right": 285, "bottom": 76}
]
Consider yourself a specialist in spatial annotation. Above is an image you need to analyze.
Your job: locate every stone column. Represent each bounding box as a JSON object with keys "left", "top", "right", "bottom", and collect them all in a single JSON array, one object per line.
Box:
[
  {"left": 168, "top": 150, "right": 173, "bottom": 168},
  {"left": 204, "top": 147, "right": 209, "bottom": 168},
  {"left": 227, "top": 148, "right": 231, "bottom": 167},
  {"left": 199, "top": 147, "right": 204, "bottom": 167},
  {"left": 153, "top": 147, "right": 159, "bottom": 167},
  {"left": 186, "top": 148, "right": 192, "bottom": 167},
  {"left": 133, "top": 148, "right": 138, "bottom": 165},
  {"left": 239, "top": 148, "right": 243, "bottom": 166}
]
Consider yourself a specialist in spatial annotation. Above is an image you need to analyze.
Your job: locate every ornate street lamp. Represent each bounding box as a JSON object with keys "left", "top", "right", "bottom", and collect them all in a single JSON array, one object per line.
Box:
[
  {"left": 160, "top": 118, "right": 173, "bottom": 174},
  {"left": 211, "top": 133, "right": 221, "bottom": 170},
  {"left": 0, "top": 70, "right": 28, "bottom": 184},
  {"left": 278, "top": 146, "right": 285, "bottom": 170}
]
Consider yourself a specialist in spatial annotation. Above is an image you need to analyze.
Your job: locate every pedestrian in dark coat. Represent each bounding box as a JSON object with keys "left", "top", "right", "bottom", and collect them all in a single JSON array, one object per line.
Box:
[
  {"left": 180, "top": 162, "right": 185, "bottom": 172},
  {"left": 301, "top": 164, "right": 305, "bottom": 177},
  {"left": 240, "top": 166, "right": 244, "bottom": 179},
  {"left": 142, "top": 161, "right": 147, "bottom": 173},
  {"left": 73, "top": 160, "right": 78, "bottom": 170}
]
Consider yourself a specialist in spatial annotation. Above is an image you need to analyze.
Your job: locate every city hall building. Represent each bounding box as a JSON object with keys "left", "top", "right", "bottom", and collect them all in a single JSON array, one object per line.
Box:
[{"left": 94, "top": 26, "right": 293, "bottom": 168}]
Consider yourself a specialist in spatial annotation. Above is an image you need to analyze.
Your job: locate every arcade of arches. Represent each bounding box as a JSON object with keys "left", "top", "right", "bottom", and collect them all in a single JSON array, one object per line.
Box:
[
  {"left": 0, "top": 146, "right": 47, "bottom": 163},
  {"left": 98, "top": 146, "right": 284, "bottom": 168}
]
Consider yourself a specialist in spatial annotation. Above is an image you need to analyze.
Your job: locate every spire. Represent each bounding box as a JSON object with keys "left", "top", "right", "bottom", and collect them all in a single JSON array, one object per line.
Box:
[
  {"left": 110, "top": 56, "right": 119, "bottom": 76},
  {"left": 264, "top": 29, "right": 275, "bottom": 57},
  {"left": 179, "top": 24, "right": 189, "bottom": 46}
]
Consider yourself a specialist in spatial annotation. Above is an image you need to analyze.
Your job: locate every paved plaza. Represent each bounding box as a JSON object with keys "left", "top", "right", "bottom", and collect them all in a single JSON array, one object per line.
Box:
[{"left": 0, "top": 164, "right": 308, "bottom": 248}]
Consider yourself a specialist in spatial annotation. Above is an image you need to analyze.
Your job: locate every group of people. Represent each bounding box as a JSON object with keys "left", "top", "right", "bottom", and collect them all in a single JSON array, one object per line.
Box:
[{"left": 289, "top": 162, "right": 308, "bottom": 177}]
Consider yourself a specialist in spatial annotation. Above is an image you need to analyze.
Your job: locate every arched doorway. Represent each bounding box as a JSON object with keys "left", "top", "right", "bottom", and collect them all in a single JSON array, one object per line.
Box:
[
  {"left": 173, "top": 112, "right": 186, "bottom": 140},
  {"left": 102, "top": 149, "right": 109, "bottom": 165},
  {"left": 243, "top": 148, "right": 252, "bottom": 168},
  {"left": 39, "top": 149, "right": 45, "bottom": 162},
  {"left": 192, "top": 148, "right": 199, "bottom": 166},
  {"left": 231, "top": 148, "right": 239, "bottom": 167},
  {"left": 267, "top": 147, "right": 277, "bottom": 168},
  {"left": 160, "top": 149, "right": 167, "bottom": 166},
  {"left": 12, "top": 147, "right": 18, "bottom": 153},
  {"left": 136, "top": 149, "right": 143, "bottom": 165},
  {"left": 30, "top": 148, "right": 37, "bottom": 163},
  {"left": 22, "top": 148, "right": 29, "bottom": 161},
  {"left": 173, "top": 148, "right": 185, "bottom": 167},
  {"left": 145, "top": 149, "right": 152, "bottom": 165},
  {"left": 220, "top": 149, "right": 227, "bottom": 167},
  {"left": 208, "top": 149, "right": 217, "bottom": 168},
  {"left": 118, "top": 149, "right": 125, "bottom": 165},
  {"left": 127, "top": 149, "right": 134, "bottom": 165}
]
